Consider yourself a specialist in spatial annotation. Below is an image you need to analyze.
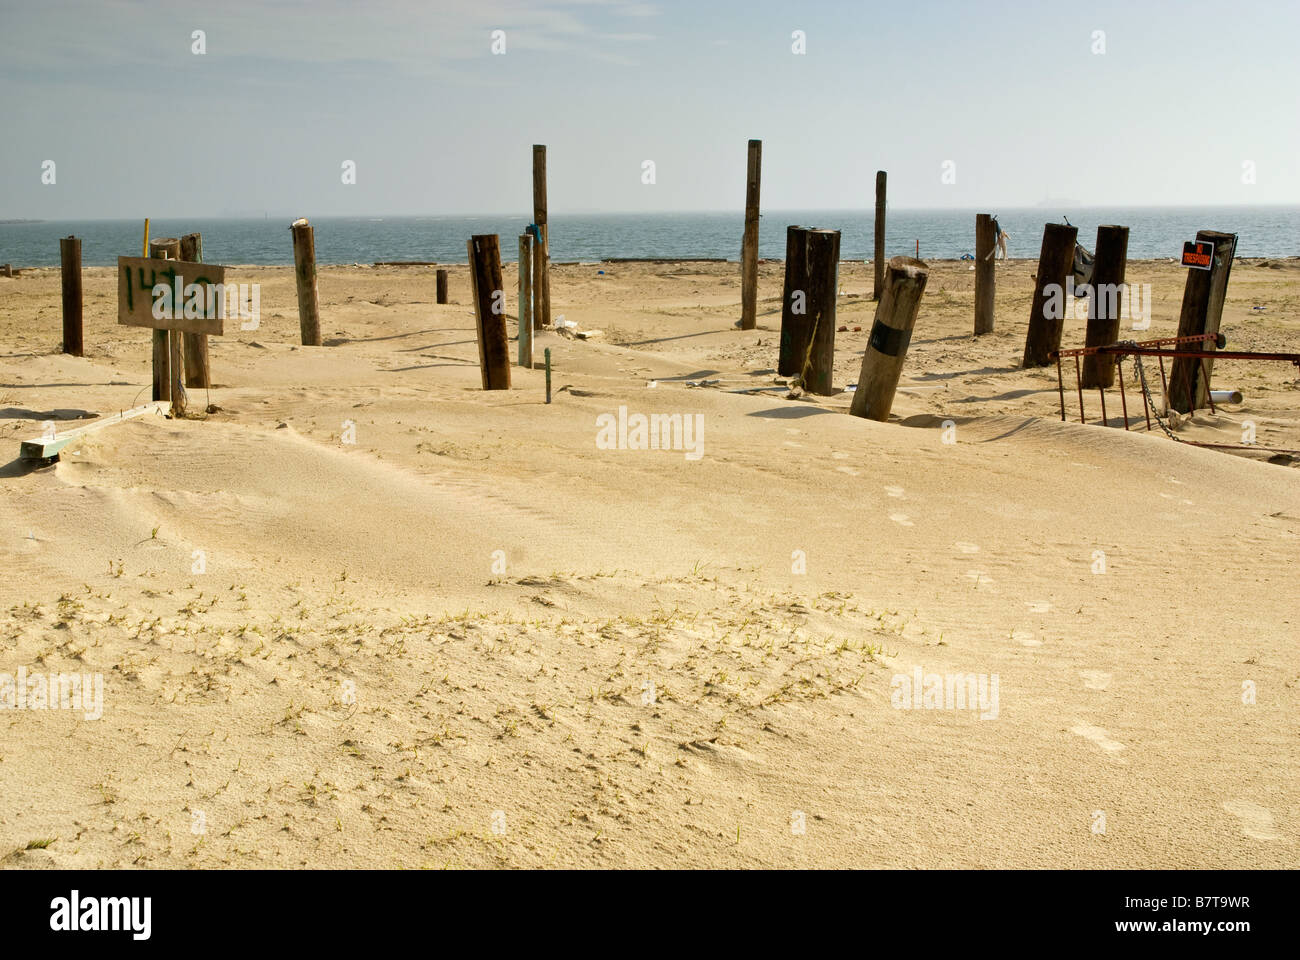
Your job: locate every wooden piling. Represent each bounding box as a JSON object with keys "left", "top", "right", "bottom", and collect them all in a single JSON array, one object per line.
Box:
[
  {"left": 532, "top": 145, "right": 551, "bottom": 328},
  {"left": 1168, "top": 230, "right": 1236, "bottom": 412},
  {"left": 148, "top": 238, "right": 181, "bottom": 402},
  {"left": 873, "top": 171, "right": 886, "bottom": 301},
  {"left": 290, "top": 219, "right": 322, "bottom": 346},
  {"left": 1080, "top": 224, "right": 1130, "bottom": 389},
  {"left": 777, "top": 225, "right": 809, "bottom": 377},
  {"left": 518, "top": 234, "right": 534, "bottom": 368},
  {"left": 851, "top": 257, "right": 929, "bottom": 421},
  {"left": 740, "top": 139, "right": 762, "bottom": 330},
  {"left": 435, "top": 268, "right": 448, "bottom": 304},
  {"left": 467, "top": 234, "right": 511, "bottom": 390},
  {"left": 178, "top": 232, "right": 210, "bottom": 389},
  {"left": 974, "top": 214, "right": 995, "bottom": 335},
  {"left": 532, "top": 224, "right": 547, "bottom": 327},
  {"left": 793, "top": 228, "right": 840, "bottom": 396},
  {"left": 59, "top": 236, "right": 83, "bottom": 357},
  {"left": 1022, "top": 223, "right": 1078, "bottom": 368},
  {"left": 2, "top": 264, "right": 13, "bottom": 278}
]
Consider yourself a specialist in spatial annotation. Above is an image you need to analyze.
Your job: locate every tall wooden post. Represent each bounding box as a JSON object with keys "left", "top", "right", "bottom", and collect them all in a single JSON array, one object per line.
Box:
[
  {"left": 467, "top": 235, "right": 510, "bottom": 390},
  {"left": 778, "top": 225, "right": 809, "bottom": 377},
  {"left": 148, "top": 237, "right": 180, "bottom": 402},
  {"left": 1022, "top": 223, "right": 1078, "bottom": 368},
  {"left": 59, "top": 236, "right": 83, "bottom": 357},
  {"left": 740, "top": 139, "right": 762, "bottom": 330},
  {"left": 873, "top": 171, "right": 886, "bottom": 300},
  {"left": 518, "top": 234, "right": 534, "bottom": 368},
  {"left": 290, "top": 219, "right": 322, "bottom": 346},
  {"left": 1169, "top": 230, "right": 1236, "bottom": 413},
  {"left": 532, "top": 224, "right": 547, "bottom": 327},
  {"left": 1080, "top": 225, "right": 1130, "bottom": 389},
  {"left": 435, "top": 268, "right": 448, "bottom": 304},
  {"left": 790, "top": 228, "right": 840, "bottom": 396},
  {"left": 974, "top": 214, "right": 995, "bottom": 335},
  {"left": 851, "top": 257, "right": 929, "bottom": 421},
  {"left": 532, "top": 145, "right": 551, "bottom": 328},
  {"left": 178, "top": 232, "right": 210, "bottom": 389}
]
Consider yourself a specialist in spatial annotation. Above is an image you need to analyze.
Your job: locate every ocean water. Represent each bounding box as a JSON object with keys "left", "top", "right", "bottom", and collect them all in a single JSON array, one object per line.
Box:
[{"left": 2, "top": 207, "right": 1296, "bottom": 268}]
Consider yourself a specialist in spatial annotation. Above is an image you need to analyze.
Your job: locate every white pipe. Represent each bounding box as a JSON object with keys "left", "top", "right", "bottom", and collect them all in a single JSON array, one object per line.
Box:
[{"left": 1211, "top": 389, "right": 1243, "bottom": 404}]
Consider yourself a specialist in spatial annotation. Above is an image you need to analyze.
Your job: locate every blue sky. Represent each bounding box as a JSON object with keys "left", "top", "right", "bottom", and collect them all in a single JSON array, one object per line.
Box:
[{"left": 2, "top": 0, "right": 1297, "bottom": 218}]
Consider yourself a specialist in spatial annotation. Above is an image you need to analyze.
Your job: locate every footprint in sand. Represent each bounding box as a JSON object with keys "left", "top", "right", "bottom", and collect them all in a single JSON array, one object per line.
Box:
[
  {"left": 1080, "top": 670, "right": 1112, "bottom": 690},
  {"left": 889, "top": 513, "right": 913, "bottom": 527},
  {"left": 836, "top": 465, "right": 860, "bottom": 476},
  {"left": 1070, "top": 722, "right": 1125, "bottom": 752},
  {"left": 884, "top": 485, "right": 905, "bottom": 498},
  {"left": 1026, "top": 601, "right": 1052, "bottom": 613},
  {"left": 1222, "top": 800, "right": 1281, "bottom": 840},
  {"left": 955, "top": 541, "right": 980, "bottom": 554},
  {"left": 1011, "top": 628, "right": 1040, "bottom": 647}
]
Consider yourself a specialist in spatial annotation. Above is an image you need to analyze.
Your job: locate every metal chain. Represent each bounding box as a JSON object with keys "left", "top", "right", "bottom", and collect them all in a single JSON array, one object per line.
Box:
[{"left": 1117, "top": 341, "right": 1185, "bottom": 444}]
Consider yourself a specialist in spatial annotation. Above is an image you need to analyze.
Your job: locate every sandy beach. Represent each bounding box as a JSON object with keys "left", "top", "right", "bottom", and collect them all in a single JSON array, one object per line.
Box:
[{"left": 1, "top": 256, "right": 1297, "bottom": 868}]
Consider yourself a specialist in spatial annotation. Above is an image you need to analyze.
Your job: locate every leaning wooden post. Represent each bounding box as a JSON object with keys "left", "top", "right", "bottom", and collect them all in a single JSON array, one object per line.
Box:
[
  {"left": 974, "top": 214, "right": 995, "bottom": 335},
  {"left": 1168, "top": 230, "right": 1236, "bottom": 413},
  {"left": 777, "top": 225, "right": 809, "bottom": 377},
  {"left": 796, "top": 228, "right": 840, "bottom": 396},
  {"left": 290, "top": 218, "right": 322, "bottom": 346},
  {"left": 873, "top": 171, "right": 886, "bottom": 300},
  {"left": 740, "top": 139, "right": 762, "bottom": 330},
  {"left": 1022, "top": 223, "right": 1078, "bottom": 368},
  {"left": 148, "top": 237, "right": 180, "bottom": 401},
  {"left": 851, "top": 257, "right": 929, "bottom": 421},
  {"left": 518, "top": 234, "right": 534, "bottom": 368},
  {"left": 59, "top": 236, "right": 83, "bottom": 357},
  {"left": 467, "top": 235, "right": 510, "bottom": 390},
  {"left": 435, "top": 268, "right": 448, "bottom": 304},
  {"left": 178, "top": 232, "right": 210, "bottom": 389},
  {"left": 532, "top": 145, "right": 551, "bottom": 328},
  {"left": 1080, "top": 225, "right": 1130, "bottom": 389}
]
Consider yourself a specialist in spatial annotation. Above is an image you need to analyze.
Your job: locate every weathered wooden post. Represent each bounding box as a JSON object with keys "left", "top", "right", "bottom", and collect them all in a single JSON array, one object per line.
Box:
[
  {"left": 778, "top": 225, "right": 809, "bottom": 377},
  {"left": 60, "top": 236, "right": 83, "bottom": 357},
  {"left": 467, "top": 235, "right": 510, "bottom": 390},
  {"left": 3, "top": 263, "right": 14, "bottom": 278},
  {"left": 740, "top": 139, "right": 762, "bottom": 330},
  {"left": 791, "top": 228, "right": 839, "bottom": 396},
  {"left": 1022, "top": 223, "right": 1078, "bottom": 368},
  {"left": 1169, "top": 230, "right": 1236, "bottom": 412},
  {"left": 851, "top": 257, "right": 929, "bottom": 421},
  {"left": 290, "top": 218, "right": 322, "bottom": 346},
  {"left": 873, "top": 171, "right": 886, "bottom": 300},
  {"left": 1080, "top": 225, "right": 1130, "bottom": 389},
  {"left": 178, "top": 232, "right": 210, "bottom": 389},
  {"left": 518, "top": 234, "right": 534, "bottom": 368},
  {"left": 532, "top": 145, "right": 551, "bottom": 328},
  {"left": 974, "top": 214, "right": 995, "bottom": 335},
  {"left": 435, "top": 268, "right": 448, "bottom": 304},
  {"left": 148, "top": 237, "right": 181, "bottom": 401},
  {"left": 532, "top": 223, "right": 547, "bottom": 327}
]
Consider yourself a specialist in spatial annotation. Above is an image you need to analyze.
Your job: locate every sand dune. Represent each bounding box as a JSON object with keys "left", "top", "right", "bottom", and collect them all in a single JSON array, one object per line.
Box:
[{"left": 1, "top": 258, "right": 1297, "bottom": 867}]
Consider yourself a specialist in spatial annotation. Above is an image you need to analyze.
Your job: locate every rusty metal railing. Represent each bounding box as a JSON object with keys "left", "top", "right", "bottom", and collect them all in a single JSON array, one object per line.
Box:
[{"left": 1047, "top": 334, "right": 1300, "bottom": 454}]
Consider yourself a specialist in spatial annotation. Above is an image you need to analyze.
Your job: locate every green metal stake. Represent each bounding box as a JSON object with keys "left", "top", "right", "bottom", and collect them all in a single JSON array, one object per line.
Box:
[{"left": 544, "top": 348, "right": 552, "bottom": 404}]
